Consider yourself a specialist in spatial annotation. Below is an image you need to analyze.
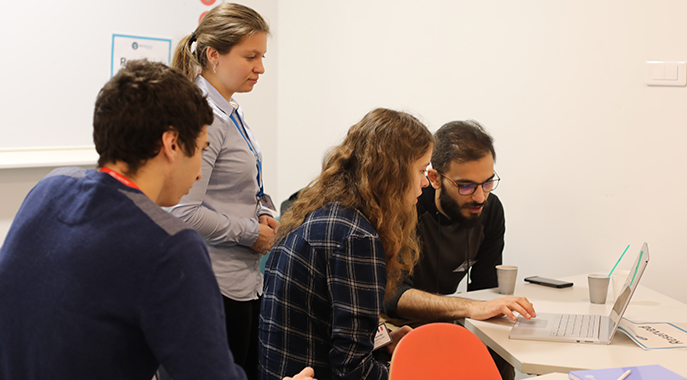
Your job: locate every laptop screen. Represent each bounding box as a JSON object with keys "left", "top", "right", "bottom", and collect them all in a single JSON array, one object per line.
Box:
[{"left": 609, "top": 242, "right": 650, "bottom": 333}]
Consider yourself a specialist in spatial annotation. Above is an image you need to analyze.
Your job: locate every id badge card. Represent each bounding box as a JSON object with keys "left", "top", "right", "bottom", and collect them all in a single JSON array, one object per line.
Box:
[
  {"left": 373, "top": 323, "right": 392, "bottom": 350},
  {"left": 259, "top": 194, "right": 276, "bottom": 212}
]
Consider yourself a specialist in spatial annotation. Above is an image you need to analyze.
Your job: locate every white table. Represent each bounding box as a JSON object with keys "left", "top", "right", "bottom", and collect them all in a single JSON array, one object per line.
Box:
[
  {"left": 532, "top": 374, "right": 568, "bottom": 380},
  {"left": 460, "top": 275, "right": 687, "bottom": 376}
]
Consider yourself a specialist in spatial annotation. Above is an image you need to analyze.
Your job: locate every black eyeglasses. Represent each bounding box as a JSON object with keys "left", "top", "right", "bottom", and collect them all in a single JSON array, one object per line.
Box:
[{"left": 436, "top": 171, "right": 500, "bottom": 196}]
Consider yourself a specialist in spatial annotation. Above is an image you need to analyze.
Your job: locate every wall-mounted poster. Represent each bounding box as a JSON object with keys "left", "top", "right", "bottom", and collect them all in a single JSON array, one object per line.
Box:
[{"left": 111, "top": 34, "right": 172, "bottom": 77}]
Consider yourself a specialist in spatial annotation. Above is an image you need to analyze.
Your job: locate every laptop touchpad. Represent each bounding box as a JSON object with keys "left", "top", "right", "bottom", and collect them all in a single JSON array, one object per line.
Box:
[{"left": 515, "top": 318, "right": 549, "bottom": 334}]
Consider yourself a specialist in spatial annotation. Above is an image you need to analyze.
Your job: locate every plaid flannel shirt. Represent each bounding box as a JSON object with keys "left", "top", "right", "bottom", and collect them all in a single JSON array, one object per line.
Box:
[{"left": 259, "top": 203, "right": 389, "bottom": 380}]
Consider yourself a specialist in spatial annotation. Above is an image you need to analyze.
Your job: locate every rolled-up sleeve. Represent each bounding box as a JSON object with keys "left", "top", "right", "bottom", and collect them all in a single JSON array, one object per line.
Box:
[{"left": 382, "top": 273, "right": 413, "bottom": 319}]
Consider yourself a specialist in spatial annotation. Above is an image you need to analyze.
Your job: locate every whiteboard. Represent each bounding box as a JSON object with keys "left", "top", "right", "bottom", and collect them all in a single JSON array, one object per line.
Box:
[{"left": 0, "top": 0, "right": 275, "bottom": 167}]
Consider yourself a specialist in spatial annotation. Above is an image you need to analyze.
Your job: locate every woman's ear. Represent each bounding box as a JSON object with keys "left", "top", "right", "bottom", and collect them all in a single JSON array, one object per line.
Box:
[{"left": 205, "top": 47, "right": 219, "bottom": 67}]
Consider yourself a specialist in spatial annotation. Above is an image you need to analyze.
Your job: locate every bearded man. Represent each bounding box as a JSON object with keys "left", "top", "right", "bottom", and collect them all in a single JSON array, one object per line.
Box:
[{"left": 383, "top": 120, "right": 536, "bottom": 380}]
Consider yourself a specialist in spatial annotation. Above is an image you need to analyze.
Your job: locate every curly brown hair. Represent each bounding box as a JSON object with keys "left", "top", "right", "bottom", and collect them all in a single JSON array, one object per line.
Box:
[{"left": 278, "top": 108, "right": 434, "bottom": 296}]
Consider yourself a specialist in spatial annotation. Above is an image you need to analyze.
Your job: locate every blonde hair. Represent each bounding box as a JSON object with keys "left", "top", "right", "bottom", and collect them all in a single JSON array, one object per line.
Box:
[
  {"left": 172, "top": 3, "right": 270, "bottom": 80},
  {"left": 279, "top": 108, "right": 434, "bottom": 295}
]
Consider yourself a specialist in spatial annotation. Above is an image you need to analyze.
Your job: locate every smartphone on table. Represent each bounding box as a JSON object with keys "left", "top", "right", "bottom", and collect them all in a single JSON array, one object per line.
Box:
[{"left": 524, "top": 276, "right": 573, "bottom": 288}]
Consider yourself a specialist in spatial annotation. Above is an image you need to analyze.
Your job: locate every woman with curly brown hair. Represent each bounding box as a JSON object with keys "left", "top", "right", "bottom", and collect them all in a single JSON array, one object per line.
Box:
[{"left": 259, "top": 108, "right": 434, "bottom": 380}]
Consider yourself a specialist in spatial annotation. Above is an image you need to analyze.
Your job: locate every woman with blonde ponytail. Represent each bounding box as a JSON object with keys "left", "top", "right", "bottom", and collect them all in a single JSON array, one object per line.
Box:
[
  {"left": 259, "top": 108, "right": 434, "bottom": 380},
  {"left": 167, "top": 4, "right": 277, "bottom": 380}
]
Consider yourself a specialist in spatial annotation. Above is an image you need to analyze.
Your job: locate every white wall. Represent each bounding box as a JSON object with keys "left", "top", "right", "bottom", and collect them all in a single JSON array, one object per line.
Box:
[
  {"left": 0, "top": 168, "right": 85, "bottom": 246},
  {"left": 2, "top": 0, "right": 685, "bottom": 305},
  {"left": 276, "top": 0, "right": 687, "bottom": 304},
  {"left": 0, "top": 0, "right": 278, "bottom": 250}
]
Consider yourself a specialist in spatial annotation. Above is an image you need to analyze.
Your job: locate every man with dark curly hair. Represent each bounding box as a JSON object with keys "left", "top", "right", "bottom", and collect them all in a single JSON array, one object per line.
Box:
[{"left": 0, "top": 60, "right": 313, "bottom": 380}]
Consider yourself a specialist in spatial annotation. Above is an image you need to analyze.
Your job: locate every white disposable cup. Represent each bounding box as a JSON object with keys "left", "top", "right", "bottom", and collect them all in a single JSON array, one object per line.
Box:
[
  {"left": 611, "top": 269, "right": 630, "bottom": 301},
  {"left": 496, "top": 265, "right": 518, "bottom": 295},
  {"left": 587, "top": 273, "right": 610, "bottom": 304}
]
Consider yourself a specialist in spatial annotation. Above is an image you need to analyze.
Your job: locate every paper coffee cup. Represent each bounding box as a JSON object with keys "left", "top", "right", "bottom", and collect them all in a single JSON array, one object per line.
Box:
[
  {"left": 587, "top": 273, "right": 610, "bottom": 304},
  {"left": 496, "top": 265, "right": 518, "bottom": 295}
]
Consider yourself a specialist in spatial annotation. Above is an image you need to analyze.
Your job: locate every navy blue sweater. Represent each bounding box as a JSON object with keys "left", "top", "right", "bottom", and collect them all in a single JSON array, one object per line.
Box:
[{"left": 0, "top": 168, "right": 245, "bottom": 380}]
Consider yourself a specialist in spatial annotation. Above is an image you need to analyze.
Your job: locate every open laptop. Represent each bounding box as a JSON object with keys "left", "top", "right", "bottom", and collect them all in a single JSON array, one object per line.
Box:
[{"left": 509, "top": 242, "right": 650, "bottom": 345}]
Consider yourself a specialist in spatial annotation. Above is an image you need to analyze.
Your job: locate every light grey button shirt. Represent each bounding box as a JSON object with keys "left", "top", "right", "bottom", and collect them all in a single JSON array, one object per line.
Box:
[{"left": 167, "top": 75, "right": 273, "bottom": 301}]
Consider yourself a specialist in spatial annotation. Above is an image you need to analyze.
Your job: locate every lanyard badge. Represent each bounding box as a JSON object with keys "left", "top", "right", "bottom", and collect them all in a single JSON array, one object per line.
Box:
[
  {"left": 229, "top": 112, "right": 264, "bottom": 199},
  {"left": 99, "top": 167, "right": 140, "bottom": 190}
]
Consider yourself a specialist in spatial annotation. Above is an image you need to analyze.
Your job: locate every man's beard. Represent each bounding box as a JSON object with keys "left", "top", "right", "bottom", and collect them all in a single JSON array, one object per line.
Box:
[{"left": 438, "top": 181, "right": 487, "bottom": 228}]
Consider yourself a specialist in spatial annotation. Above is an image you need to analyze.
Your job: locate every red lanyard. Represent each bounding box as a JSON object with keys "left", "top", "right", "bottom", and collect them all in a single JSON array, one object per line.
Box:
[{"left": 99, "top": 167, "right": 140, "bottom": 190}]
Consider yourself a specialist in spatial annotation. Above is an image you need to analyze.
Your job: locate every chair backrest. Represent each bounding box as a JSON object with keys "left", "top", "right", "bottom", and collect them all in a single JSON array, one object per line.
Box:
[{"left": 389, "top": 322, "right": 501, "bottom": 380}]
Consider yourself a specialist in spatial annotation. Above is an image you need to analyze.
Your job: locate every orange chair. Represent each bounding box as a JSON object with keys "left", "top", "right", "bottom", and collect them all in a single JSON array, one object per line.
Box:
[{"left": 389, "top": 322, "right": 501, "bottom": 380}]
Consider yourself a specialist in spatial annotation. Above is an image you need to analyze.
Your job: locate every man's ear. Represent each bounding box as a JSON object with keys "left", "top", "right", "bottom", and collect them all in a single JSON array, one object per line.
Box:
[
  {"left": 160, "top": 129, "right": 180, "bottom": 162},
  {"left": 427, "top": 168, "right": 442, "bottom": 190}
]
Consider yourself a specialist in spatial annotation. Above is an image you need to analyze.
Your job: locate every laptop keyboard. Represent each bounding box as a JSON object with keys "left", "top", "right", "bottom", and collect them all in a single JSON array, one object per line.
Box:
[{"left": 552, "top": 314, "right": 600, "bottom": 338}]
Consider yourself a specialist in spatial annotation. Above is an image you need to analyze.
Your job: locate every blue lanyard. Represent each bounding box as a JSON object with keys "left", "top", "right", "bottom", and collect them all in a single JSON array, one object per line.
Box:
[{"left": 229, "top": 111, "right": 264, "bottom": 198}]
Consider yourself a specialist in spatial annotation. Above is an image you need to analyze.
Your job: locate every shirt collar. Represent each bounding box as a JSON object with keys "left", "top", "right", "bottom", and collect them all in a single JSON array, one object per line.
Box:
[{"left": 195, "top": 75, "right": 238, "bottom": 116}]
